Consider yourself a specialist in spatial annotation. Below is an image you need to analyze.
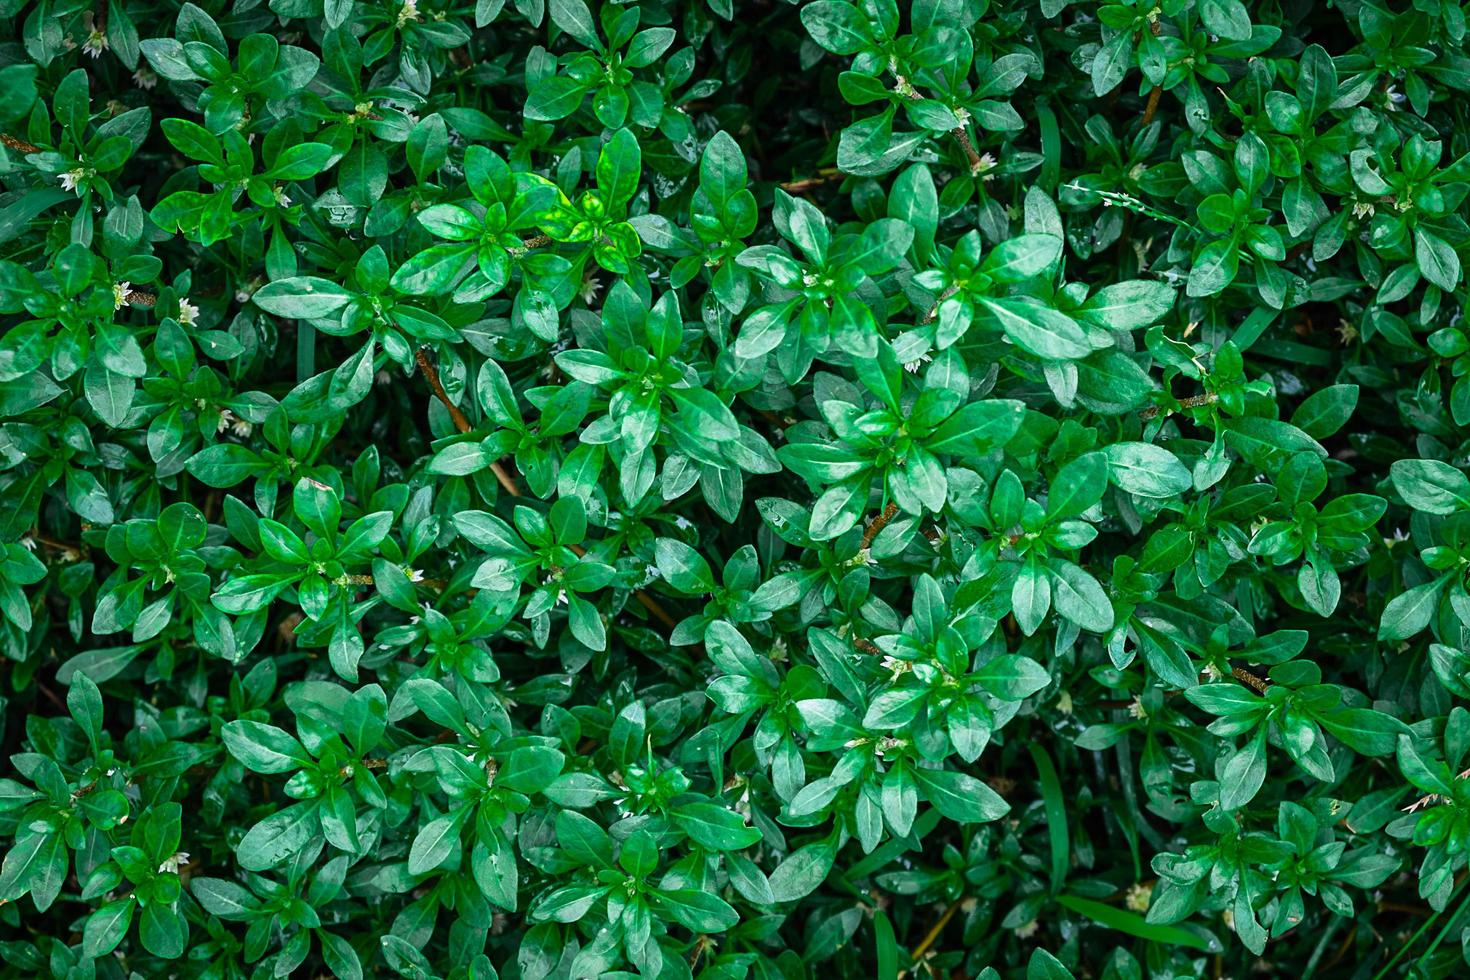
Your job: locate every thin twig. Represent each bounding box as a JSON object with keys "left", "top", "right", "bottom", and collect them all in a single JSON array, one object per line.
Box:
[
  {"left": 780, "top": 169, "right": 843, "bottom": 192},
  {"left": 901, "top": 902, "right": 959, "bottom": 976},
  {"left": 949, "top": 126, "right": 985, "bottom": 174},
  {"left": 413, "top": 347, "right": 524, "bottom": 498},
  {"left": 414, "top": 348, "right": 474, "bottom": 432},
  {"left": 892, "top": 74, "right": 983, "bottom": 175},
  {"left": 1139, "top": 392, "right": 1216, "bottom": 420},
  {"left": 1231, "top": 665, "right": 1269, "bottom": 695},
  {"left": 1142, "top": 86, "right": 1161, "bottom": 126},
  {"left": 1, "top": 133, "right": 42, "bottom": 154},
  {"left": 861, "top": 502, "right": 900, "bottom": 550},
  {"left": 919, "top": 285, "right": 961, "bottom": 326}
]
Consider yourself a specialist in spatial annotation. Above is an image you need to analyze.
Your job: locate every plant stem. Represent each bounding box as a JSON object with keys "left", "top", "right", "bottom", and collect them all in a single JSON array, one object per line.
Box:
[
  {"left": 413, "top": 347, "right": 524, "bottom": 498},
  {"left": 1, "top": 133, "right": 42, "bottom": 154},
  {"left": 861, "top": 502, "right": 900, "bottom": 550},
  {"left": 901, "top": 901, "right": 958, "bottom": 975}
]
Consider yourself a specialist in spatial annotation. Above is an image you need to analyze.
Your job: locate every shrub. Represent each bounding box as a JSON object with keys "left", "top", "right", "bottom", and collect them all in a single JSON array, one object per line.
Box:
[{"left": 3, "top": 0, "right": 1470, "bottom": 976}]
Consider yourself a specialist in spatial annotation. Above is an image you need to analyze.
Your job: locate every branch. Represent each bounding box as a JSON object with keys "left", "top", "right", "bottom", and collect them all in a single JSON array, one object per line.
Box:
[
  {"left": 949, "top": 125, "right": 985, "bottom": 174},
  {"left": 893, "top": 76, "right": 983, "bottom": 175},
  {"left": 920, "top": 285, "right": 961, "bottom": 325},
  {"left": 1, "top": 133, "right": 42, "bottom": 155},
  {"left": 1231, "top": 665, "right": 1269, "bottom": 695},
  {"left": 780, "top": 169, "right": 843, "bottom": 192},
  {"left": 1142, "top": 86, "right": 1162, "bottom": 126},
  {"left": 861, "top": 502, "right": 900, "bottom": 550},
  {"left": 1139, "top": 392, "right": 1216, "bottom": 420},
  {"left": 899, "top": 902, "right": 959, "bottom": 977},
  {"left": 413, "top": 347, "right": 521, "bottom": 498}
]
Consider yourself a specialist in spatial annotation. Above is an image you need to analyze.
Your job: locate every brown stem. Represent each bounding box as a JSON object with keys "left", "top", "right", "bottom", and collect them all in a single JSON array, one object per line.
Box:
[
  {"left": 415, "top": 347, "right": 523, "bottom": 498},
  {"left": 562, "top": 539, "right": 679, "bottom": 629},
  {"left": 1, "top": 133, "right": 42, "bottom": 155},
  {"left": 920, "top": 285, "right": 961, "bottom": 325},
  {"left": 1231, "top": 665, "right": 1269, "bottom": 694},
  {"left": 949, "top": 125, "right": 985, "bottom": 174},
  {"left": 780, "top": 169, "right": 843, "bottom": 192},
  {"left": 1139, "top": 391, "right": 1216, "bottom": 420},
  {"left": 893, "top": 79, "right": 983, "bottom": 175},
  {"left": 902, "top": 902, "right": 959, "bottom": 974},
  {"left": 1142, "top": 86, "right": 1161, "bottom": 126},
  {"left": 861, "top": 502, "right": 900, "bottom": 550},
  {"left": 520, "top": 234, "right": 552, "bottom": 249},
  {"left": 414, "top": 348, "right": 474, "bottom": 432},
  {"left": 632, "top": 589, "right": 680, "bottom": 630}
]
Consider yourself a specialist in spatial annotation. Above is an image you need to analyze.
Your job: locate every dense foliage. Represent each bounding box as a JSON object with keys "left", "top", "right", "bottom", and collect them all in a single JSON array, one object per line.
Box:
[{"left": 9, "top": 0, "right": 1470, "bottom": 976}]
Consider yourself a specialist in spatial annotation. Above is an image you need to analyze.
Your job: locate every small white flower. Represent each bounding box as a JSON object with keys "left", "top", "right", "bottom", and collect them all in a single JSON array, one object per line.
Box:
[
  {"left": 273, "top": 186, "right": 291, "bottom": 206},
  {"left": 1128, "top": 697, "right": 1148, "bottom": 720},
  {"left": 1014, "top": 920, "right": 1039, "bottom": 940},
  {"left": 405, "top": 567, "right": 425, "bottom": 583},
  {"left": 578, "top": 275, "right": 602, "bottom": 305},
  {"left": 157, "top": 851, "right": 190, "bottom": 875},
  {"left": 903, "top": 353, "right": 932, "bottom": 373},
  {"left": 396, "top": 0, "right": 420, "bottom": 27},
  {"left": 1352, "top": 201, "right": 1374, "bottom": 220},
  {"left": 58, "top": 169, "right": 87, "bottom": 193},
  {"left": 19, "top": 535, "right": 37, "bottom": 552},
  {"left": 216, "top": 409, "right": 237, "bottom": 434},
  {"left": 112, "top": 281, "right": 131, "bottom": 310},
  {"left": 132, "top": 67, "right": 157, "bottom": 90},
  {"left": 231, "top": 418, "right": 254, "bottom": 438},
  {"left": 880, "top": 655, "right": 911, "bottom": 681},
  {"left": 177, "top": 298, "right": 199, "bottom": 326},
  {"left": 1055, "top": 690, "right": 1073, "bottom": 715},
  {"left": 82, "top": 28, "right": 109, "bottom": 58},
  {"left": 972, "top": 152, "right": 998, "bottom": 181},
  {"left": 1125, "top": 881, "right": 1153, "bottom": 912},
  {"left": 673, "top": 516, "right": 694, "bottom": 531}
]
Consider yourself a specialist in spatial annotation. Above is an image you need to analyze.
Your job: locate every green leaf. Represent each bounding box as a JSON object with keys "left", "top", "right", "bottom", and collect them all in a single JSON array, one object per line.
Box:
[
  {"left": 1390, "top": 458, "right": 1470, "bottom": 514},
  {"left": 980, "top": 297, "right": 1092, "bottom": 361},
  {"left": 221, "top": 720, "right": 311, "bottom": 774},
  {"left": 913, "top": 768, "right": 1010, "bottom": 823},
  {"left": 253, "top": 277, "right": 353, "bottom": 318},
  {"left": 1105, "top": 442, "right": 1192, "bottom": 498},
  {"left": 1055, "top": 894, "right": 1221, "bottom": 952}
]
